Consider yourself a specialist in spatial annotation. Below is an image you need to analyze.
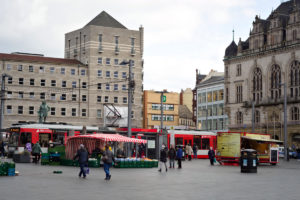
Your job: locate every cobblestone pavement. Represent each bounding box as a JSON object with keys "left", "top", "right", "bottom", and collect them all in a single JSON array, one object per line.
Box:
[{"left": 0, "top": 159, "right": 300, "bottom": 200}]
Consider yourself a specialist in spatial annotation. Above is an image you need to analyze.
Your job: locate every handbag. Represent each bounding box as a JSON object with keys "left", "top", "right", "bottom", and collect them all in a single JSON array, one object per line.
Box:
[{"left": 102, "top": 155, "right": 108, "bottom": 162}]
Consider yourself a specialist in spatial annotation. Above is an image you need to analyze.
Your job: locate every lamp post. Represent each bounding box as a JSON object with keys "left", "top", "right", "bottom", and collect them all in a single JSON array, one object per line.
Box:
[
  {"left": 0, "top": 74, "right": 12, "bottom": 140},
  {"left": 280, "top": 83, "right": 288, "bottom": 161},
  {"left": 120, "top": 60, "right": 134, "bottom": 157},
  {"left": 155, "top": 90, "right": 167, "bottom": 159}
]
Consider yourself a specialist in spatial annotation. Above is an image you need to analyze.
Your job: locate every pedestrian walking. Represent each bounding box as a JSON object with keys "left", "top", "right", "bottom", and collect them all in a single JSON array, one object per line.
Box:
[
  {"left": 102, "top": 144, "right": 115, "bottom": 180},
  {"left": 158, "top": 145, "right": 168, "bottom": 172},
  {"left": 168, "top": 144, "right": 176, "bottom": 168},
  {"left": 32, "top": 142, "right": 42, "bottom": 164},
  {"left": 176, "top": 146, "right": 183, "bottom": 168},
  {"left": 25, "top": 141, "right": 32, "bottom": 153},
  {"left": 208, "top": 147, "right": 215, "bottom": 166},
  {"left": 185, "top": 144, "right": 189, "bottom": 160},
  {"left": 193, "top": 144, "right": 198, "bottom": 159},
  {"left": 73, "top": 144, "right": 89, "bottom": 178},
  {"left": 187, "top": 144, "right": 193, "bottom": 161},
  {"left": 0, "top": 139, "right": 5, "bottom": 157}
]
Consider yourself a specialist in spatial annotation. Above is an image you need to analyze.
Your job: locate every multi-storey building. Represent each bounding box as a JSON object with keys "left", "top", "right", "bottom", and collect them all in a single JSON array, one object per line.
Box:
[
  {"left": 195, "top": 70, "right": 228, "bottom": 132},
  {"left": 0, "top": 11, "right": 144, "bottom": 128},
  {"left": 224, "top": 0, "right": 300, "bottom": 146},
  {"left": 143, "top": 90, "right": 179, "bottom": 129}
]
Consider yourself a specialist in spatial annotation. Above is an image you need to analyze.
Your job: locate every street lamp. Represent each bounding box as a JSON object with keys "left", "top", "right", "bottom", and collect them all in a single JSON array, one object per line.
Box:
[
  {"left": 0, "top": 73, "right": 12, "bottom": 140},
  {"left": 120, "top": 60, "right": 134, "bottom": 157},
  {"left": 155, "top": 90, "right": 167, "bottom": 159}
]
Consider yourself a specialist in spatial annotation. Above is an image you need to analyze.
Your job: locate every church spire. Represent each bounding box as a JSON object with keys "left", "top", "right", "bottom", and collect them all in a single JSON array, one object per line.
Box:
[{"left": 232, "top": 29, "right": 235, "bottom": 41}]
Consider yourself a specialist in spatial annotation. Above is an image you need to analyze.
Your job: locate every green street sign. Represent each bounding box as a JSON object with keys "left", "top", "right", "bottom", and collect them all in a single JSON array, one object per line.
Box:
[{"left": 163, "top": 95, "right": 166, "bottom": 102}]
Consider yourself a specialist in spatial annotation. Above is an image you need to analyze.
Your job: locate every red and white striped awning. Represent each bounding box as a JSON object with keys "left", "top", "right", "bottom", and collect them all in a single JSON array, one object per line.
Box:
[{"left": 68, "top": 133, "right": 147, "bottom": 144}]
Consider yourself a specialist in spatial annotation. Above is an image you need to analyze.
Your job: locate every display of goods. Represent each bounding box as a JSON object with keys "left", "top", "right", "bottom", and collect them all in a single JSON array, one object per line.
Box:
[
  {"left": 49, "top": 162, "right": 60, "bottom": 166},
  {"left": 0, "top": 161, "right": 16, "bottom": 176},
  {"left": 49, "top": 146, "right": 65, "bottom": 154},
  {"left": 114, "top": 158, "right": 157, "bottom": 168}
]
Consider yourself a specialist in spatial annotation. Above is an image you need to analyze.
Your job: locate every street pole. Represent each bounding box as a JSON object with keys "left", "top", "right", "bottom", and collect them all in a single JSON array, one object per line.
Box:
[
  {"left": 127, "top": 60, "right": 133, "bottom": 157},
  {"left": 283, "top": 83, "right": 288, "bottom": 161},
  {"left": 159, "top": 92, "right": 163, "bottom": 155},
  {"left": 0, "top": 74, "right": 11, "bottom": 140},
  {"left": 252, "top": 101, "right": 255, "bottom": 133}
]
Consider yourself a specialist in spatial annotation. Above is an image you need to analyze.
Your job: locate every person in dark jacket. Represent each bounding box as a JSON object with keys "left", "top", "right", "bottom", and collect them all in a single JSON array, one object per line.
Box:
[
  {"left": 176, "top": 146, "right": 183, "bottom": 168},
  {"left": 208, "top": 147, "right": 215, "bottom": 165},
  {"left": 0, "top": 139, "right": 5, "bottom": 157},
  {"left": 103, "top": 144, "right": 115, "bottom": 180},
  {"left": 168, "top": 144, "right": 176, "bottom": 168},
  {"left": 73, "top": 144, "right": 89, "bottom": 178},
  {"left": 32, "top": 142, "right": 42, "bottom": 164},
  {"left": 158, "top": 145, "right": 168, "bottom": 172}
]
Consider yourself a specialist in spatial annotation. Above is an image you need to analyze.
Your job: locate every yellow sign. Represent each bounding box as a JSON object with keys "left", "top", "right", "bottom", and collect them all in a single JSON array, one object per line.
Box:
[
  {"left": 245, "top": 133, "right": 270, "bottom": 140},
  {"left": 217, "top": 133, "right": 241, "bottom": 157}
]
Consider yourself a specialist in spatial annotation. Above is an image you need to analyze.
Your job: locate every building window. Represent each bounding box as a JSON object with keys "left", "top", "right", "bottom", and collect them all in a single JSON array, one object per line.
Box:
[
  {"left": 253, "top": 67, "right": 262, "bottom": 102},
  {"left": 97, "top": 96, "right": 102, "bottom": 102},
  {"left": 7, "top": 91, "right": 12, "bottom": 98},
  {"left": 41, "top": 79, "right": 46, "bottom": 86},
  {"left": 255, "top": 110, "right": 260, "bottom": 123},
  {"left": 97, "top": 109, "right": 102, "bottom": 118},
  {"left": 81, "top": 69, "right": 86, "bottom": 76},
  {"left": 82, "top": 95, "right": 87, "bottom": 102},
  {"left": 51, "top": 93, "right": 56, "bottom": 100},
  {"left": 236, "top": 111, "right": 243, "bottom": 125},
  {"left": 29, "top": 65, "right": 33, "bottom": 72},
  {"left": 7, "top": 105, "right": 12, "bottom": 114},
  {"left": 72, "top": 94, "right": 76, "bottom": 101},
  {"left": 106, "top": 58, "right": 110, "bottom": 65},
  {"left": 62, "top": 81, "right": 66, "bottom": 88},
  {"left": 19, "top": 78, "right": 24, "bottom": 85},
  {"left": 51, "top": 107, "right": 55, "bottom": 116},
  {"left": 18, "top": 65, "right": 23, "bottom": 71},
  {"left": 122, "top": 72, "right": 127, "bottom": 78},
  {"left": 225, "top": 66, "right": 229, "bottom": 77},
  {"left": 98, "top": 57, "right": 102, "bottom": 64},
  {"left": 61, "top": 108, "right": 66, "bottom": 116},
  {"left": 18, "top": 106, "right": 23, "bottom": 114},
  {"left": 29, "top": 106, "right": 34, "bottom": 115},
  {"left": 105, "top": 96, "right": 109, "bottom": 103},
  {"left": 131, "top": 111, "right": 134, "bottom": 119},
  {"left": 97, "top": 83, "right": 102, "bottom": 90},
  {"left": 29, "top": 92, "right": 34, "bottom": 99},
  {"left": 114, "top": 59, "right": 118, "bottom": 65},
  {"left": 61, "top": 68, "right": 65, "bottom": 75},
  {"left": 236, "top": 85, "right": 243, "bottom": 103},
  {"left": 82, "top": 82, "right": 87, "bottom": 88},
  {"left": 123, "top": 97, "right": 127, "bottom": 103},
  {"left": 50, "top": 67, "right": 55, "bottom": 73},
  {"left": 40, "top": 93, "right": 45, "bottom": 99},
  {"left": 98, "top": 70, "right": 102, "bottom": 77},
  {"left": 106, "top": 83, "right": 110, "bottom": 90},
  {"left": 291, "top": 107, "right": 299, "bottom": 121},
  {"left": 60, "top": 94, "right": 66, "bottom": 100},
  {"left": 82, "top": 109, "right": 87, "bottom": 117},
  {"left": 293, "top": 29, "right": 297, "bottom": 40},
  {"left": 290, "top": 60, "right": 300, "bottom": 98},
  {"left": 72, "top": 108, "right": 76, "bottom": 116},
  {"left": 39, "top": 66, "right": 45, "bottom": 73},
  {"left": 114, "top": 84, "right": 118, "bottom": 91},
  {"left": 98, "top": 34, "right": 102, "bottom": 50},
  {"left": 236, "top": 64, "right": 241, "bottom": 76},
  {"left": 18, "top": 92, "right": 24, "bottom": 99},
  {"left": 72, "top": 81, "right": 77, "bottom": 88},
  {"left": 7, "top": 77, "right": 12, "bottom": 84},
  {"left": 270, "top": 64, "right": 281, "bottom": 100},
  {"left": 115, "top": 36, "right": 119, "bottom": 52},
  {"left": 122, "top": 84, "right": 126, "bottom": 91},
  {"left": 51, "top": 80, "right": 56, "bottom": 87},
  {"left": 6, "top": 64, "right": 12, "bottom": 71},
  {"left": 71, "top": 69, "right": 76, "bottom": 75},
  {"left": 114, "top": 71, "right": 118, "bottom": 78},
  {"left": 114, "top": 97, "right": 118, "bottom": 103},
  {"left": 106, "top": 71, "right": 110, "bottom": 78}
]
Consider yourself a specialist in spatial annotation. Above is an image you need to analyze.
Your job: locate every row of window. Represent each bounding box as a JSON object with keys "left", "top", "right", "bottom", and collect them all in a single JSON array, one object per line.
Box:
[
  {"left": 151, "top": 115, "right": 174, "bottom": 121},
  {"left": 151, "top": 104, "right": 174, "bottom": 111},
  {"left": 235, "top": 106, "right": 300, "bottom": 125},
  {"left": 198, "top": 89, "right": 224, "bottom": 104},
  {"left": 96, "top": 57, "right": 135, "bottom": 66},
  {"left": 6, "top": 64, "right": 87, "bottom": 76},
  {"left": 198, "top": 118, "right": 227, "bottom": 131},
  {"left": 198, "top": 103, "right": 225, "bottom": 118}
]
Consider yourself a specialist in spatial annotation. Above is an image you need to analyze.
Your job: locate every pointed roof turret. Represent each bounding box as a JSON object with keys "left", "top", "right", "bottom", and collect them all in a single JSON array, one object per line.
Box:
[{"left": 85, "top": 11, "right": 127, "bottom": 29}]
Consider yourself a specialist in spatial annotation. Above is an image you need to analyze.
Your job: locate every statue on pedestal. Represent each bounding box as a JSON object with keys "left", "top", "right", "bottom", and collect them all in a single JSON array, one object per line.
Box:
[{"left": 38, "top": 101, "right": 50, "bottom": 123}]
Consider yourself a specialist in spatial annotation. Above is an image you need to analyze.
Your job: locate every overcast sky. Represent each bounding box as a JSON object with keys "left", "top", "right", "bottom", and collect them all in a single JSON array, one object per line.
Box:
[{"left": 0, "top": 0, "right": 282, "bottom": 92}]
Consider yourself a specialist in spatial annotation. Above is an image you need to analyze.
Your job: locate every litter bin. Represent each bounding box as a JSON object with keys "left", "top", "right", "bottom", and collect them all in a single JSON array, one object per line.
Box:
[{"left": 240, "top": 149, "right": 257, "bottom": 173}]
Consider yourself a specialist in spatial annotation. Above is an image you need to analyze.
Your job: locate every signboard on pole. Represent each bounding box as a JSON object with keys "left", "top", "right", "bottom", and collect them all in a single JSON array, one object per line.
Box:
[{"left": 163, "top": 95, "right": 166, "bottom": 102}]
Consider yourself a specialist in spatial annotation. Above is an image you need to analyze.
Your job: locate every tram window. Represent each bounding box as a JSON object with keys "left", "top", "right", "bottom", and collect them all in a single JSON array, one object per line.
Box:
[
  {"left": 201, "top": 138, "right": 210, "bottom": 149},
  {"left": 175, "top": 138, "right": 183, "bottom": 145},
  {"left": 53, "top": 134, "right": 65, "bottom": 145},
  {"left": 194, "top": 136, "right": 201, "bottom": 149},
  {"left": 20, "top": 132, "right": 31, "bottom": 147},
  {"left": 39, "top": 133, "right": 51, "bottom": 147},
  {"left": 8, "top": 132, "right": 19, "bottom": 146}
]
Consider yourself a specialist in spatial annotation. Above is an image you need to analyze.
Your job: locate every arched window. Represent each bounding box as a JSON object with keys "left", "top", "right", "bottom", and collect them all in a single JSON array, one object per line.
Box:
[
  {"left": 290, "top": 60, "right": 300, "bottom": 98},
  {"left": 253, "top": 67, "right": 262, "bottom": 102},
  {"left": 293, "top": 30, "right": 297, "bottom": 40},
  {"left": 236, "top": 111, "right": 243, "bottom": 125},
  {"left": 255, "top": 110, "right": 260, "bottom": 123},
  {"left": 270, "top": 64, "right": 281, "bottom": 100},
  {"left": 291, "top": 107, "right": 299, "bottom": 121}
]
